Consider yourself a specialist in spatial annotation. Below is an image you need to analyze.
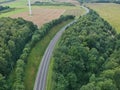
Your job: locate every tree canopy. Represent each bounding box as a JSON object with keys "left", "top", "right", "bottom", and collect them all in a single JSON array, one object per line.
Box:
[
  {"left": 53, "top": 10, "right": 120, "bottom": 90},
  {"left": 0, "top": 17, "right": 37, "bottom": 89}
]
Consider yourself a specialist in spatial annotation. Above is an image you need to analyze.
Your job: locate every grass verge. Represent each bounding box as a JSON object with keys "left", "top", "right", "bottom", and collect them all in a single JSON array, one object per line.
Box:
[
  {"left": 24, "top": 19, "right": 73, "bottom": 90},
  {"left": 46, "top": 57, "right": 55, "bottom": 90}
]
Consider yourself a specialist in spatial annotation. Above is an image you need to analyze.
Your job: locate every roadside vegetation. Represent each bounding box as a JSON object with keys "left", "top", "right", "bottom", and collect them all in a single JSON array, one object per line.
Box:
[
  {"left": 49, "top": 10, "right": 120, "bottom": 90},
  {"left": 24, "top": 16, "right": 74, "bottom": 90}
]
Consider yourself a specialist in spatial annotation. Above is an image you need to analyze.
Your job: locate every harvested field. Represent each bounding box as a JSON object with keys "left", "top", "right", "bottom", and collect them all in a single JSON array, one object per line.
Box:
[{"left": 11, "top": 8, "right": 65, "bottom": 27}]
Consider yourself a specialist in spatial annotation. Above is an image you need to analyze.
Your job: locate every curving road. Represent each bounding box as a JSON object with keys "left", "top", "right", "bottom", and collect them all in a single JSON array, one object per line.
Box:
[{"left": 34, "top": 6, "right": 89, "bottom": 90}]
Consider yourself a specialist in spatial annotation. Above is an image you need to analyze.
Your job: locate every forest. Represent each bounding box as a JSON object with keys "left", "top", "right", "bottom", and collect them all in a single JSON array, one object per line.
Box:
[
  {"left": 0, "top": 17, "right": 37, "bottom": 90},
  {"left": 53, "top": 10, "right": 120, "bottom": 90}
]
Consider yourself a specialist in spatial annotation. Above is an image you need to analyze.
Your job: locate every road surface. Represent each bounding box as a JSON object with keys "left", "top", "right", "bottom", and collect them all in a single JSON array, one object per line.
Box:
[{"left": 34, "top": 6, "right": 89, "bottom": 90}]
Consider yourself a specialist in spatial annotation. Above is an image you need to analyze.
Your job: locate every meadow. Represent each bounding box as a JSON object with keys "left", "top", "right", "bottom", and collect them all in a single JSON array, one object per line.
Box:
[{"left": 86, "top": 3, "right": 120, "bottom": 33}]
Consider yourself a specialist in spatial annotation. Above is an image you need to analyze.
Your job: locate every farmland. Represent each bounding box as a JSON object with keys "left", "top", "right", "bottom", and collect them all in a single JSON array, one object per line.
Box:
[
  {"left": 0, "top": 0, "right": 85, "bottom": 26},
  {"left": 11, "top": 8, "right": 65, "bottom": 27},
  {"left": 86, "top": 3, "right": 120, "bottom": 33}
]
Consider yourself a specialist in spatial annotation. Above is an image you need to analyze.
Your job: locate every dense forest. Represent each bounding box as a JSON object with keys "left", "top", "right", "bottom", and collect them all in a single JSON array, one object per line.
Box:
[
  {"left": 0, "top": 17, "right": 37, "bottom": 90},
  {"left": 53, "top": 10, "right": 120, "bottom": 90}
]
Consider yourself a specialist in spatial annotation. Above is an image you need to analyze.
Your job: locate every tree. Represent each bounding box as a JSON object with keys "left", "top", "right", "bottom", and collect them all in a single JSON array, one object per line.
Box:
[
  {"left": 0, "top": 74, "right": 7, "bottom": 90},
  {"left": 114, "top": 69, "right": 120, "bottom": 89}
]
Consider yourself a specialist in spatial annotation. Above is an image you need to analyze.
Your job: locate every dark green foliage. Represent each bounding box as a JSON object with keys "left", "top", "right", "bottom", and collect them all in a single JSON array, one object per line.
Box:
[
  {"left": 0, "top": 17, "right": 37, "bottom": 89},
  {"left": 32, "top": 1, "right": 75, "bottom": 6},
  {"left": 53, "top": 10, "right": 120, "bottom": 90},
  {"left": 0, "top": 17, "right": 37, "bottom": 75},
  {"left": 0, "top": 74, "right": 7, "bottom": 90},
  {"left": 0, "top": 6, "right": 14, "bottom": 14}
]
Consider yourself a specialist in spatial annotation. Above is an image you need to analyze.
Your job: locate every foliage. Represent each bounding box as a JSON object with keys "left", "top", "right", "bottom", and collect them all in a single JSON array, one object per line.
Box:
[
  {"left": 32, "top": 1, "right": 75, "bottom": 6},
  {"left": 0, "top": 17, "right": 37, "bottom": 89},
  {"left": 0, "top": 5, "right": 15, "bottom": 14},
  {"left": 53, "top": 10, "right": 120, "bottom": 90}
]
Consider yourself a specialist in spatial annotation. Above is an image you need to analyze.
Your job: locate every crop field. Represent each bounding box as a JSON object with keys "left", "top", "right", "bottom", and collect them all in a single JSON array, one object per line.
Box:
[{"left": 86, "top": 3, "right": 120, "bottom": 33}]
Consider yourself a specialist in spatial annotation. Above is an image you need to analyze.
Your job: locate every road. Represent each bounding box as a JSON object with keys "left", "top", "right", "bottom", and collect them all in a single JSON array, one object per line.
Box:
[{"left": 34, "top": 6, "right": 89, "bottom": 90}]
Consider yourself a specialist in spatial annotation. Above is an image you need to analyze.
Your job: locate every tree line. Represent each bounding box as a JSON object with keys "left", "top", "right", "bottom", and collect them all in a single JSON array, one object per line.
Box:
[
  {"left": 0, "top": 17, "right": 37, "bottom": 90},
  {"left": 0, "top": 6, "right": 10, "bottom": 11},
  {"left": 53, "top": 10, "right": 120, "bottom": 90},
  {"left": 32, "top": 1, "right": 75, "bottom": 6}
]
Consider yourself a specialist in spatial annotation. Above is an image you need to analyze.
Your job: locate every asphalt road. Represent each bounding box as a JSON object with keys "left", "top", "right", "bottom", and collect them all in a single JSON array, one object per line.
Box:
[{"left": 34, "top": 6, "right": 89, "bottom": 90}]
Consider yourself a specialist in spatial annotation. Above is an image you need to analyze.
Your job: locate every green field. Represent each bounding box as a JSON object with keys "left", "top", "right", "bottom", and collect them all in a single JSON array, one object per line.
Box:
[
  {"left": 24, "top": 19, "right": 73, "bottom": 90},
  {"left": 86, "top": 3, "right": 120, "bottom": 33}
]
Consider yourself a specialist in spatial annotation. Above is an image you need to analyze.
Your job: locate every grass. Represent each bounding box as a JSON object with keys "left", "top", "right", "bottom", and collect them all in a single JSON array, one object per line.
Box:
[
  {"left": 86, "top": 3, "right": 120, "bottom": 33},
  {"left": 24, "top": 19, "right": 73, "bottom": 90},
  {"left": 46, "top": 57, "right": 55, "bottom": 90}
]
